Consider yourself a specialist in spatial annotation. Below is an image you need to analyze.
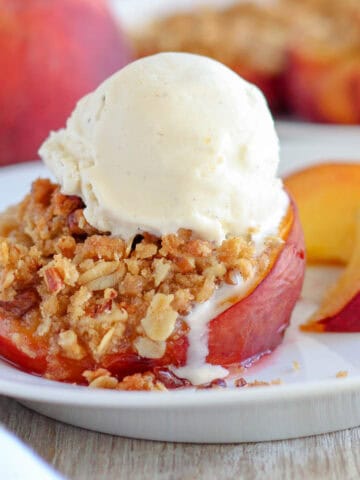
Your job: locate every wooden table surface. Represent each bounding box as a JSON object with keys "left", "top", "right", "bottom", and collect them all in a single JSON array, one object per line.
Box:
[{"left": 1, "top": 395, "right": 360, "bottom": 480}]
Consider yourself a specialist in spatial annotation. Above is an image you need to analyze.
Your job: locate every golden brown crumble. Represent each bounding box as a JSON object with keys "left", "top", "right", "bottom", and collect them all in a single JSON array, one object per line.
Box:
[
  {"left": 83, "top": 368, "right": 167, "bottom": 391},
  {"left": 235, "top": 377, "right": 283, "bottom": 388},
  {"left": 0, "top": 179, "right": 282, "bottom": 389}
]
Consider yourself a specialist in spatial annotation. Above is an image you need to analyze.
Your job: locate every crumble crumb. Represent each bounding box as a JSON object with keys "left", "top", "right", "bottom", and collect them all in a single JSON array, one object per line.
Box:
[
  {"left": 58, "top": 330, "right": 86, "bottom": 360},
  {"left": 235, "top": 377, "right": 283, "bottom": 388},
  {"left": 292, "top": 360, "right": 301, "bottom": 371},
  {"left": 248, "top": 378, "right": 283, "bottom": 387},
  {"left": 234, "top": 377, "right": 248, "bottom": 388},
  {"left": 336, "top": 370, "right": 348, "bottom": 378},
  {"left": 141, "top": 293, "right": 177, "bottom": 341},
  {"left": 83, "top": 368, "right": 167, "bottom": 391}
]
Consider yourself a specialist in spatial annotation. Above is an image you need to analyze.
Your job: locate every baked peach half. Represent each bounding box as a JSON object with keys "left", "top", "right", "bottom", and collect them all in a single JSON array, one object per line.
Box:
[
  {"left": 0, "top": 195, "right": 305, "bottom": 387},
  {"left": 207, "top": 202, "right": 305, "bottom": 366},
  {"left": 285, "top": 45, "right": 360, "bottom": 124},
  {"left": 285, "top": 163, "right": 360, "bottom": 332}
]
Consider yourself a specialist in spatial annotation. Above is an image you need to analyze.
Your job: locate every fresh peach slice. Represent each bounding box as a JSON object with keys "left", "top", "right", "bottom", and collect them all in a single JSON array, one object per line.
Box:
[
  {"left": 285, "top": 163, "right": 360, "bottom": 332},
  {"left": 302, "top": 215, "right": 360, "bottom": 332},
  {"left": 284, "top": 163, "right": 360, "bottom": 264}
]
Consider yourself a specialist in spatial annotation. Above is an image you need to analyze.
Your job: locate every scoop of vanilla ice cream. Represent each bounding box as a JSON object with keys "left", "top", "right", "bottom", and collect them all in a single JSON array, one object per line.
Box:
[{"left": 39, "top": 52, "right": 288, "bottom": 244}]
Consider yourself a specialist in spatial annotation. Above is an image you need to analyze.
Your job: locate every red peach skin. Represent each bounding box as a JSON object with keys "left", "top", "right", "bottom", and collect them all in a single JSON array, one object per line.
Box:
[
  {"left": 0, "top": 0, "right": 132, "bottom": 166},
  {"left": 314, "top": 294, "right": 360, "bottom": 333},
  {"left": 207, "top": 202, "right": 305, "bottom": 366}
]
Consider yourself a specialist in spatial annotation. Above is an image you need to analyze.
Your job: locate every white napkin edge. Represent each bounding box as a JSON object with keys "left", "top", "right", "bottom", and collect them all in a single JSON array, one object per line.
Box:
[{"left": 0, "top": 425, "right": 66, "bottom": 480}]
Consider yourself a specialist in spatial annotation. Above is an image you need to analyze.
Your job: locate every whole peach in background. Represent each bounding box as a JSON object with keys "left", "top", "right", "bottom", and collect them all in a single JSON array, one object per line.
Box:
[{"left": 0, "top": 0, "right": 132, "bottom": 166}]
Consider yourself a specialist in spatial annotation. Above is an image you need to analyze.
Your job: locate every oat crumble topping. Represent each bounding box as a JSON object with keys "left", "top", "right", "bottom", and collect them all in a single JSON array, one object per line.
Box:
[{"left": 0, "top": 179, "right": 283, "bottom": 389}]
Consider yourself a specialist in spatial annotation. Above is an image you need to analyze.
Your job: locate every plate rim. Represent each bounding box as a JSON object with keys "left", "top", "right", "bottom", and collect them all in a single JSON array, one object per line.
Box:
[
  {"left": 1, "top": 153, "right": 360, "bottom": 414},
  {"left": 1, "top": 370, "right": 359, "bottom": 408}
]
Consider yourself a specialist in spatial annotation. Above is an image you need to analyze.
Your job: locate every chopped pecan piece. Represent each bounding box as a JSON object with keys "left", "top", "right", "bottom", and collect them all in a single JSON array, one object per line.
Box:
[
  {"left": 0, "top": 289, "right": 39, "bottom": 317},
  {"left": 43, "top": 267, "right": 64, "bottom": 294},
  {"left": 153, "top": 367, "right": 191, "bottom": 389}
]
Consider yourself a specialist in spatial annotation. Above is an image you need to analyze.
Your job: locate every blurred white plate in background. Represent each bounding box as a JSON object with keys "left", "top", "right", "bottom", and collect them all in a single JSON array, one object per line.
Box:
[{"left": 111, "top": 0, "right": 244, "bottom": 30}]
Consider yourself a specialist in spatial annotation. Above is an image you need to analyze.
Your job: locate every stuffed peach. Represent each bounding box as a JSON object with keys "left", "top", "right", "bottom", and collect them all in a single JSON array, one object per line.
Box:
[
  {"left": 0, "top": 0, "right": 132, "bottom": 166},
  {"left": 284, "top": 163, "right": 360, "bottom": 264},
  {"left": 0, "top": 196, "right": 305, "bottom": 386}
]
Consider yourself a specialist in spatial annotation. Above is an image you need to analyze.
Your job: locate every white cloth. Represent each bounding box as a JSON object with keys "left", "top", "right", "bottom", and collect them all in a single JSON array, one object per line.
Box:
[{"left": 0, "top": 426, "right": 65, "bottom": 480}]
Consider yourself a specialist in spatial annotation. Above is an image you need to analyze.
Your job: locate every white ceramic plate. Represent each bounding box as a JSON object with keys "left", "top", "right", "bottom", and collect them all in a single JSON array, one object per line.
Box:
[{"left": 0, "top": 144, "right": 360, "bottom": 443}]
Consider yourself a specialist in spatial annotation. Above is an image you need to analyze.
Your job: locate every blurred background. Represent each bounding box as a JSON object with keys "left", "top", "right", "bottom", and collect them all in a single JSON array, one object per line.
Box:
[{"left": 0, "top": 0, "right": 359, "bottom": 167}]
